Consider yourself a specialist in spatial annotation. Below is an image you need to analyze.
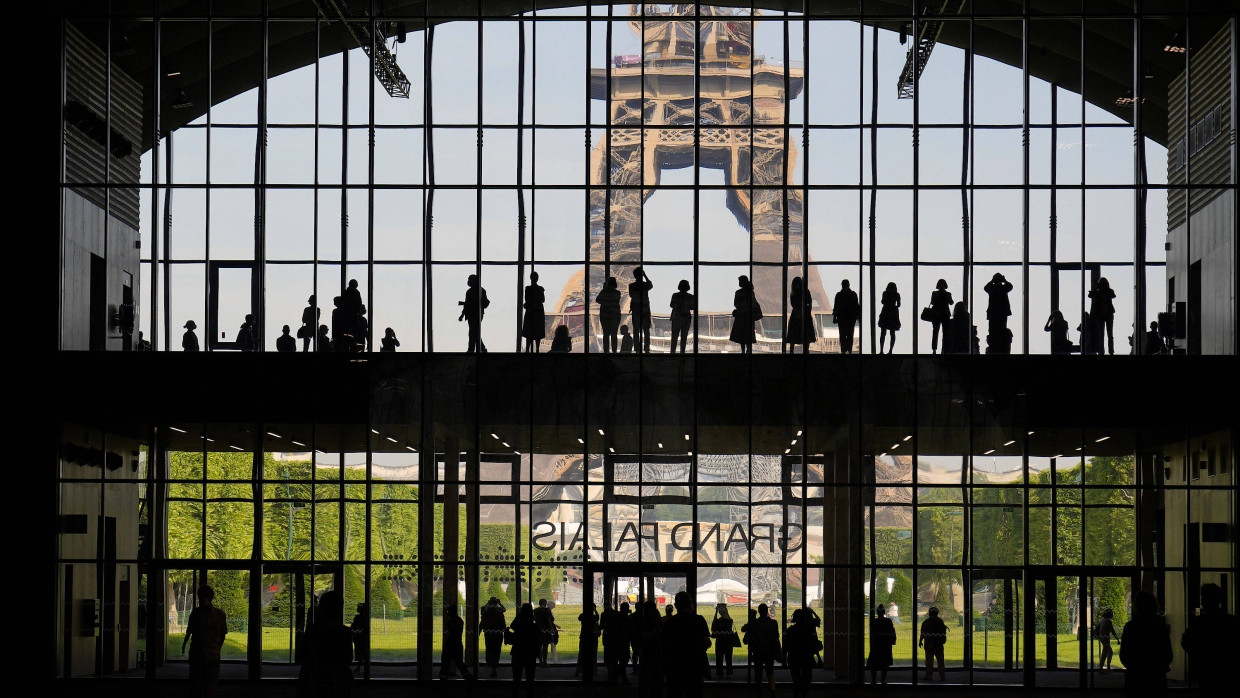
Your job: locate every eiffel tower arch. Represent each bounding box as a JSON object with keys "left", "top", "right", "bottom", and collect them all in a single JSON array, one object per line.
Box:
[{"left": 548, "top": 5, "right": 840, "bottom": 352}]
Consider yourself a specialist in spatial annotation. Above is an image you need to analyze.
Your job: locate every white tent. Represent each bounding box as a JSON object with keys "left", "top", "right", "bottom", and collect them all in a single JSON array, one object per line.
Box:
[{"left": 695, "top": 578, "right": 748, "bottom": 605}]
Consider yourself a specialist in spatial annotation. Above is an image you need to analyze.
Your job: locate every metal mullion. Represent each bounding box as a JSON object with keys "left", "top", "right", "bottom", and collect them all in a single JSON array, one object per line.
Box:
[
  {"left": 424, "top": 22, "right": 434, "bottom": 353},
  {"left": 968, "top": 15, "right": 977, "bottom": 349},
  {"left": 258, "top": 7, "right": 269, "bottom": 351},
  {"left": 912, "top": 9, "right": 920, "bottom": 358},
  {"left": 868, "top": 24, "right": 877, "bottom": 359},
  {"left": 783, "top": 11, "right": 795, "bottom": 359},
  {"left": 341, "top": 46, "right": 349, "bottom": 303},
  {"left": 313, "top": 17, "right": 320, "bottom": 351},
  {"left": 1131, "top": 5, "right": 1145, "bottom": 354},
  {"left": 517, "top": 16, "right": 529, "bottom": 352},
  {"left": 692, "top": 6, "right": 699, "bottom": 355},
  {"left": 476, "top": 10, "right": 483, "bottom": 355},
  {"left": 367, "top": 7, "right": 376, "bottom": 353},
  {"left": 151, "top": 11, "right": 163, "bottom": 352},
  {"left": 1079, "top": 17, "right": 1086, "bottom": 351},
  {"left": 1021, "top": 0, "right": 1030, "bottom": 356}
]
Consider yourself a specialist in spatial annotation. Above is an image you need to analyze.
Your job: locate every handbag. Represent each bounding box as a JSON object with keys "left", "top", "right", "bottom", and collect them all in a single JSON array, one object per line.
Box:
[
  {"left": 729, "top": 631, "right": 741, "bottom": 648},
  {"left": 504, "top": 628, "right": 516, "bottom": 645},
  {"left": 920, "top": 306, "right": 934, "bottom": 322}
]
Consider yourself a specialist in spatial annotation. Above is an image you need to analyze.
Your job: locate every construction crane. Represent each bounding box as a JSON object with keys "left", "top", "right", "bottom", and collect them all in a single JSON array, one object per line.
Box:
[
  {"left": 313, "top": 0, "right": 411, "bottom": 98},
  {"left": 896, "top": 0, "right": 967, "bottom": 100}
]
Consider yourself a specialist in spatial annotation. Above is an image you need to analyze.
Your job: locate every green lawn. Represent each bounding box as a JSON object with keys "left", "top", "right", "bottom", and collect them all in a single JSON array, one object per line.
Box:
[{"left": 169, "top": 611, "right": 1120, "bottom": 671}]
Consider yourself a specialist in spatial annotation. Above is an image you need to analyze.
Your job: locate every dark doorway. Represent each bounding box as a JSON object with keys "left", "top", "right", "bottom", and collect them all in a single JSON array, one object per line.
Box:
[{"left": 90, "top": 254, "right": 106, "bottom": 351}]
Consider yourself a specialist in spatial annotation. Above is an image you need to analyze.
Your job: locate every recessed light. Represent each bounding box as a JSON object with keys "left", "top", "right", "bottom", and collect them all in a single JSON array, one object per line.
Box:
[
  {"left": 1094, "top": 436, "right": 1110, "bottom": 443},
  {"left": 791, "top": 439, "right": 797, "bottom": 445},
  {"left": 984, "top": 449, "right": 995, "bottom": 455},
  {"left": 902, "top": 435, "right": 912, "bottom": 442},
  {"left": 405, "top": 446, "right": 416, "bottom": 452},
  {"left": 1004, "top": 440, "right": 1016, "bottom": 446},
  {"left": 266, "top": 432, "right": 282, "bottom": 439},
  {"left": 578, "top": 438, "right": 585, "bottom": 444},
  {"left": 386, "top": 437, "right": 397, "bottom": 443},
  {"left": 891, "top": 443, "right": 899, "bottom": 450},
  {"left": 169, "top": 426, "right": 187, "bottom": 433},
  {"left": 230, "top": 445, "right": 243, "bottom": 451},
  {"left": 608, "top": 447, "right": 615, "bottom": 453},
  {"left": 502, "top": 442, "right": 510, "bottom": 448},
  {"left": 796, "top": 430, "right": 803, "bottom": 437},
  {"left": 1052, "top": 454, "right": 1063, "bottom": 459},
  {"left": 598, "top": 429, "right": 605, "bottom": 436},
  {"left": 166, "top": 71, "right": 181, "bottom": 77},
  {"left": 1027, "top": 431, "right": 1034, "bottom": 436},
  {"left": 491, "top": 433, "right": 499, "bottom": 439},
  {"left": 784, "top": 448, "right": 791, "bottom": 454},
  {"left": 657, "top": 443, "right": 663, "bottom": 448},
  {"left": 291, "top": 440, "right": 306, "bottom": 447},
  {"left": 371, "top": 429, "right": 380, "bottom": 435},
  {"left": 684, "top": 434, "right": 690, "bottom": 441}
]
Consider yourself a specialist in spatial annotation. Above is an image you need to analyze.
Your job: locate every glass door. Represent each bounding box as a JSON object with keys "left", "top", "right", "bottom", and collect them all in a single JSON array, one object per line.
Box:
[
  {"left": 260, "top": 564, "right": 341, "bottom": 665},
  {"left": 970, "top": 570, "right": 1021, "bottom": 683}
]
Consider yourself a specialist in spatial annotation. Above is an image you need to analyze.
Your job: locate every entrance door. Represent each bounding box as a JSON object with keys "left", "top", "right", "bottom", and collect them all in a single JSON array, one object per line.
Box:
[
  {"left": 970, "top": 570, "right": 1021, "bottom": 677},
  {"left": 260, "top": 564, "right": 342, "bottom": 665},
  {"left": 1085, "top": 574, "right": 1134, "bottom": 688},
  {"left": 1025, "top": 572, "right": 1085, "bottom": 688},
  {"left": 588, "top": 564, "right": 696, "bottom": 614}
]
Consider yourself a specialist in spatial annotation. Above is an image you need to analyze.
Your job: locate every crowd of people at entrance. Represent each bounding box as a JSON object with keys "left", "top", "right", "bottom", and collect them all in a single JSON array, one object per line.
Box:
[{"left": 174, "top": 272, "right": 1171, "bottom": 356}]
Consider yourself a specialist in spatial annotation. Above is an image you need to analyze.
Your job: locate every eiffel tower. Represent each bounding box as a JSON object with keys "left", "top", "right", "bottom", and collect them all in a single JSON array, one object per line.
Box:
[{"left": 547, "top": 5, "right": 838, "bottom": 353}]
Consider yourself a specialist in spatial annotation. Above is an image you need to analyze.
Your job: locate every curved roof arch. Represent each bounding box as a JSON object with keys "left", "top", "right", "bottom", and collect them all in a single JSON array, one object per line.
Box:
[{"left": 65, "top": 1, "right": 1238, "bottom": 151}]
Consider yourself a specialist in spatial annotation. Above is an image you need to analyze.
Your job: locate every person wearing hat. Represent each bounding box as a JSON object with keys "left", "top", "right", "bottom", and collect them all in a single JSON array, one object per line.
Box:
[
  {"left": 182, "top": 320, "right": 200, "bottom": 352},
  {"left": 919, "top": 606, "right": 948, "bottom": 681},
  {"left": 711, "top": 602, "right": 736, "bottom": 678}
]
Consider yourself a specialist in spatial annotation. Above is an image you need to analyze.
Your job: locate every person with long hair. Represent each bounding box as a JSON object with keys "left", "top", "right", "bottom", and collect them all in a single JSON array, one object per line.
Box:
[
  {"left": 729, "top": 275, "right": 761, "bottom": 353},
  {"left": 509, "top": 602, "right": 540, "bottom": 698},
  {"left": 520, "top": 271, "right": 546, "bottom": 353},
  {"left": 878, "top": 281, "right": 901, "bottom": 354},
  {"left": 575, "top": 601, "right": 600, "bottom": 682},
  {"left": 785, "top": 277, "right": 817, "bottom": 354},
  {"left": 865, "top": 603, "right": 895, "bottom": 685},
  {"left": 596, "top": 277, "right": 622, "bottom": 353},
  {"left": 927, "top": 279, "right": 952, "bottom": 354}
]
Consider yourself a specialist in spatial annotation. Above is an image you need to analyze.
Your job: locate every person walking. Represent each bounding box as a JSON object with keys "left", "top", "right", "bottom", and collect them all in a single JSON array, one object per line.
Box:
[
  {"left": 481, "top": 596, "right": 508, "bottom": 678},
  {"left": 919, "top": 606, "right": 948, "bottom": 681},
  {"left": 749, "top": 603, "right": 782, "bottom": 697},
  {"left": 878, "top": 281, "right": 901, "bottom": 354},
  {"left": 729, "top": 275, "right": 762, "bottom": 353},
  {"left": 628, "top": 267, "right": 654, "bottom": 353},
  {"left": 668, "top": 280, "right": 696, "bottom": 353},
  {"left": 832, "top": 279, "right": 860, "bottom": 354},
  {"left": 440, "top": 604, "right": 474, "bottom": 680},
  {"left": 509, "top": 603, "right": 540, "bottom": 698},
  {"left": 866, "top": 603, "right": 895, "bottom": 685},
  {"left": 182, "top": 584, "right": 228, "bottom": 698},
  {"left": 1120, "top": 590, "right": 1172, "bottom": 696},
  {"left": 783, "top": 608, "right": 822, "bottom": 698},
  {"left": 927, "top": 279, "right": 953, "bottom": 354},
  {"left": 237, "top": 314, "right": 257, "bottom": 352},
  {"left": 711, "top": 603, "right": 736, "bottom": 678},
  {"left": 521, "top": 271, "right": 546, "bottom": 353},
  {"left": 1094, "top": 608, "right": 1119, "bottom": 670},
  {"left": 596, "top": 276, "right": 622, "bottom": 353}
]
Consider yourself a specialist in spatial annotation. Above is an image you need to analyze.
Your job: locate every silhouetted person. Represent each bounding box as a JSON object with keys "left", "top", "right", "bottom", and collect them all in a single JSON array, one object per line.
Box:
[
  {"left": 741, "top": 608, "right": 760, "bottom": 685},
  {"left": 663, "top": 591, "right": 710, "bottom": 698},
  {"left": 832, "top": 279, "right": 860, "bottom": 354},
  {"left": 136, "top": 331, "right": 152, "bottom": 351},
  {"left": 354, "top": 305, "right": 369, "bottom": 352},
  {"left": 316, "top": 324, "right": 332, "bottom": 352},
  {"left": 711, "top": 603, "right": 735, "bottom": 678},
  {"left": 920, "top": 606, "right": 947, "bottom": 680},
  {"left": 1095, "top": 607, "right": 1118, "bottom": 670},
  {"left": 480, "top": 596, "right": 507, "bottom": 678},
  {"left": 867, "top": 603, "right": 895, "bottom": 685},
  {"left": 277, "top": 324, "right": 297, "bottom": 353},
  {"left": 984, "top": 272, "right": 1013, "bottom": 354},
  {"left": 331, "top": 296, "right": 349, "bottom": 352},
  {"left": 1089, "top": 276, "right": 1117, "bottom": 355},
  {"left": 509, "top": 602, "right": 539, "bottom": 698},
  {"left": 665, "top": 604, "right": 675, "bottom": 620},
  {"left": 927, "top": 279, "right": 953, "bottom": 354},
  {"left": 440, "top": 604, "right": 473, "bottom": 680},
  {"left": 944, "top": 301, "right": 973, "bottom": 354},
  {"left": 749, "top": 603, "right": 782, "bottom": 696},
  {"left": 183, "top": 584, "right": 227, "bottom": 698},
  {"left": 459, "top": 274, "right": 490, "bottom": 353},
  {"left": 576, "top": 601, "right": 599, "bottom": 682},
  {"left": 878, "top": 281, "right": 901, "bottom": 354},
  {"left": 534, "top": 598, "right": 554, "bottom": 666},
  {"left": 183, "top": 320, "right": 200, "bottom": 352},
  {"left": 521, "top": 271, "right": 546, "bottom": 353},
  {"left": 637, "top": 601, "right": 664, "bottom": 698},
  {"left": 596, "top": 276, "right": 622, "bottom": 353},
  {"left": 342, "top": 279, "right": 363, "bottom": 319},
  {"left": 548, "top": 324, "right": 571, "bottom": 353},
  {"left": 350, "top": 603, "right": 369, "bottom": 675},
  {"left": 783, "top": 608, "right": 821, "bottom": 698},
  {"left": 1181, "top": 582, "right": 1237, "bottom": 690},
  {"left": 602, "top": 602, "right": 633, "bottom": 685},
  {"left": 668, "top": 280, "right": 696, "bottom": 353},
  {"left": 1045, "top": 310, "right": 1074, "bottom": 354},
  {"left": 237, "top": 314, "right": 257, "bottom": 352},
  {"left": 729, "top": 275, "right": 762, "bottom": 353},
  {"left": 380, "top": 327, "right": 399, "bottom": 352},
  {"left": 1120, "top": 590, "right": 1171, "bottom": 695},
  {"left": 1144, "top": 321, "right": 1166, "bottom": 355},
  {"left": 299, "top": 295, "right": 320, "bottom": 351},
  {"left": 784, "top": 276, "right": 816, "bottom": 354},
  {"left": 628, "top": 267, "right": 654, "bottom": 353},
  {"left": 298, "top": 589, "right": 353, "bottom": 698},
  {"left": 619, "top": 325, "right": 633, "bottom": 353}
]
